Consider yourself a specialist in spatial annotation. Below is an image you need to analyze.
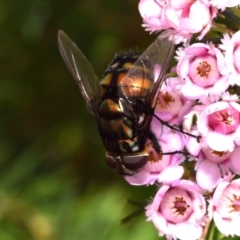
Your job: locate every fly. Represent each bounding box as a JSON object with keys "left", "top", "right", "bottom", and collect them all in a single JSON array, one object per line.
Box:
[{"left": 58, "top": 30, "right": 175, "bottom": 175}]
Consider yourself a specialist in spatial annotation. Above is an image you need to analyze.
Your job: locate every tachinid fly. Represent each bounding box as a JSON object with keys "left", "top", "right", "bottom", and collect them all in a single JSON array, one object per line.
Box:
[{"left": 58, "top": 30, "right": 175, "bottom": 175}]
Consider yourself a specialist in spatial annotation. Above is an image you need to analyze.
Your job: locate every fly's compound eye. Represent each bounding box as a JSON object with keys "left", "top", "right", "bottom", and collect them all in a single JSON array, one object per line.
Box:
[{"left": 122, "top": 152, "right": 148, "bottom": 171}]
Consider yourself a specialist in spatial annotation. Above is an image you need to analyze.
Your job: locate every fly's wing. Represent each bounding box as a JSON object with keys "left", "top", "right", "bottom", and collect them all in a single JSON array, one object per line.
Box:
[
  {"left": 58, "top": 30, "right": 99, "bottom": 114},
  {"left": 118, "top": 32, "right": 175, "bottom": 109}
]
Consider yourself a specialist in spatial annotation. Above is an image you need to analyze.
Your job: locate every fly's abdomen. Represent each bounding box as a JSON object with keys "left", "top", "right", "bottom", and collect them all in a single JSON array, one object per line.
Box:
[{"left": 97, "top": 98, "right": 140, "bottom": 153}]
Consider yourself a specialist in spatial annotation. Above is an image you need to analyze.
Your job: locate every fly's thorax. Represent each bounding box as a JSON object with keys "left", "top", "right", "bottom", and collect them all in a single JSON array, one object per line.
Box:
[
  {"left": 99, "top": 52, "right": 154, "bottom": 101},
  {"left": 116, "top": 71, "right": 153, "bottom": 100}
]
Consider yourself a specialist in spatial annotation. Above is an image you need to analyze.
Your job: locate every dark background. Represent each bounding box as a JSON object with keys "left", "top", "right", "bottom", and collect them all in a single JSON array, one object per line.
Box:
[{"left": 0, "top": 0, "right": 161, "bottom": 239}]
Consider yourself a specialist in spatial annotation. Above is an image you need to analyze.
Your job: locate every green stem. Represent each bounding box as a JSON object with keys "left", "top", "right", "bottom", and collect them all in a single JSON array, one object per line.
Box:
[{"left": 204, "top": 220, "right": 215, "bottom": 240}]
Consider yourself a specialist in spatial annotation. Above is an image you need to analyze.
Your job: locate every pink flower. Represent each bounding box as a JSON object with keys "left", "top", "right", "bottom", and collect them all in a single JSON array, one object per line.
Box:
[
  {"left": 146, "top": 180, "right": 207, "bottom": 240},
  {"left": 154, "top": 77, "right": 195, "bottom": 125},
  {"left": 198, "top": 101, "right": 240, "bottom": 152},
  {"left": 138, "top": 0, "right": 171, "bottom": 32},
  {"left": 139, "top": 0, "right": 217, "bottom": 43},
  {"left": 177, "top": 43, "right": 229, "bottom": 101},
  {"left": 155, "top": 89, "right": 183, "bottom": 122},
  {"left": 209, "top": 176, "right": 240, "bottom": 237}
]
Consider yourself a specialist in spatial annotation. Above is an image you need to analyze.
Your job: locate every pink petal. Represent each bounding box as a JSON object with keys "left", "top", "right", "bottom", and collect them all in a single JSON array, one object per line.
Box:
[
  {"left": 174, "top": 222, "right": 203, "bottom": 240},
  {"left": 125, "top": 169, "right": 150, "bottom": 186},
  {"left": 225, "top": 44, "right": 235, "bottom": 72},
  {"left": 189, "top": 1, "right": 210, "bottom": 26},
  {"left": 158, "top": 166, "right": 184, "bottom": 183},
  {"left": 230, "top": 147, "right": 240, "bottom": 173},
  {"left": 214, "top": 212, "right": 232, "bottom": 236},
  {"left": 215, "top": 47, "right": 228, "bottom": 75},
  {"left": 186, "top": 134, "right": 201, "bottom": 156},
  {"left": 210, "top": 76, "right": 229, "bottom": 94},
  {"left": 152, "top": 211, "right": 171, "bottom": 234},
  {"left": 207, "top": 131, "right": 234, "bottom": 152},
  {"left": 170, "top": 0, "right": 188, "bottom": 9},
  {"left": 185, "top": 43, "right": 209, "bottom": 56},
  {"left": 165, "top": 6, "right": 180, "bottom": 28},
  {"left": 196, "top": 160, "right": 221, "bottom": 190},
  {"left": 206, "top": 101, "right": 229, "bottom": 115},
  {"left": 192, "top": 194, "right": 206, "bottom": 219},
  {"left": 138, "top": 0, "right": 162, "bottom": 19},
  {"left": 198, "top": 111, "right": 209, "bottom": 136},
  {"left": 233, "top": 46, "right": 240, "bottom": 72},
  {"left": 212, "top": 181, "right": 230, "bottom": 204},
  {"left": 181, "top": 84, "right": 205, "bottom": 99},
  {"left": 231, "top": 101, "right": 240, "bottom": 112},
  {"left": 180, "top": 18, "right": 203, "bottom": 33},
  {"left": 172, "top": 179, "right": 200, "bottom": 192},
  {"left": 177, "top": 56, "right": 190, "bottom": 78},
  {"left": 150, "top": 115, "right": 163, "bottom": 139}
]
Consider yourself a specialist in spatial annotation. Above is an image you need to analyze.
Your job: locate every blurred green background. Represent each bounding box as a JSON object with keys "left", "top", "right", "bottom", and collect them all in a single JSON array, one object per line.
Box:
[{"left": 0, "top": 0, "right": 160, "bottom": 239}]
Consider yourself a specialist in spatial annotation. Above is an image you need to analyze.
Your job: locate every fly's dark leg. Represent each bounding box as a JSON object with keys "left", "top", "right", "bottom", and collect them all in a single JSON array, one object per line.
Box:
[
  {"left": 161, "top": 150, "right": 191, "bottom": 156},
  {"left": 153, "top": 114, "right": 201, "bottom": 142}
]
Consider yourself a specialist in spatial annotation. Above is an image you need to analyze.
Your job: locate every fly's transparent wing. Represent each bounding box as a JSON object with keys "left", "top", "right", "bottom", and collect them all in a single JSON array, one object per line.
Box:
[
  {"left": 118, "top": 32, "right": 175, "bottom": 108},
  {"left": 58, "top": 30, "right": 99, "bottom": 114}
]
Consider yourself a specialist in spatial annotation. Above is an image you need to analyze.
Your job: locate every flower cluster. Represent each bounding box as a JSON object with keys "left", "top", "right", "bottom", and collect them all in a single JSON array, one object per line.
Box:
[
  {"left": 138, "top": 0, "right": 239, "bottom": 43},
  {"left": 125, "top": 2, "right": 240, "bottom": 240}
]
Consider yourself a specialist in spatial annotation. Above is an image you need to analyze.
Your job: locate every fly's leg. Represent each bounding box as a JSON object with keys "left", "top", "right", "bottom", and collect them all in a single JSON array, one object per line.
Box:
[{"left": 153, "top": 114, "right": 201, "bottom": 142}]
